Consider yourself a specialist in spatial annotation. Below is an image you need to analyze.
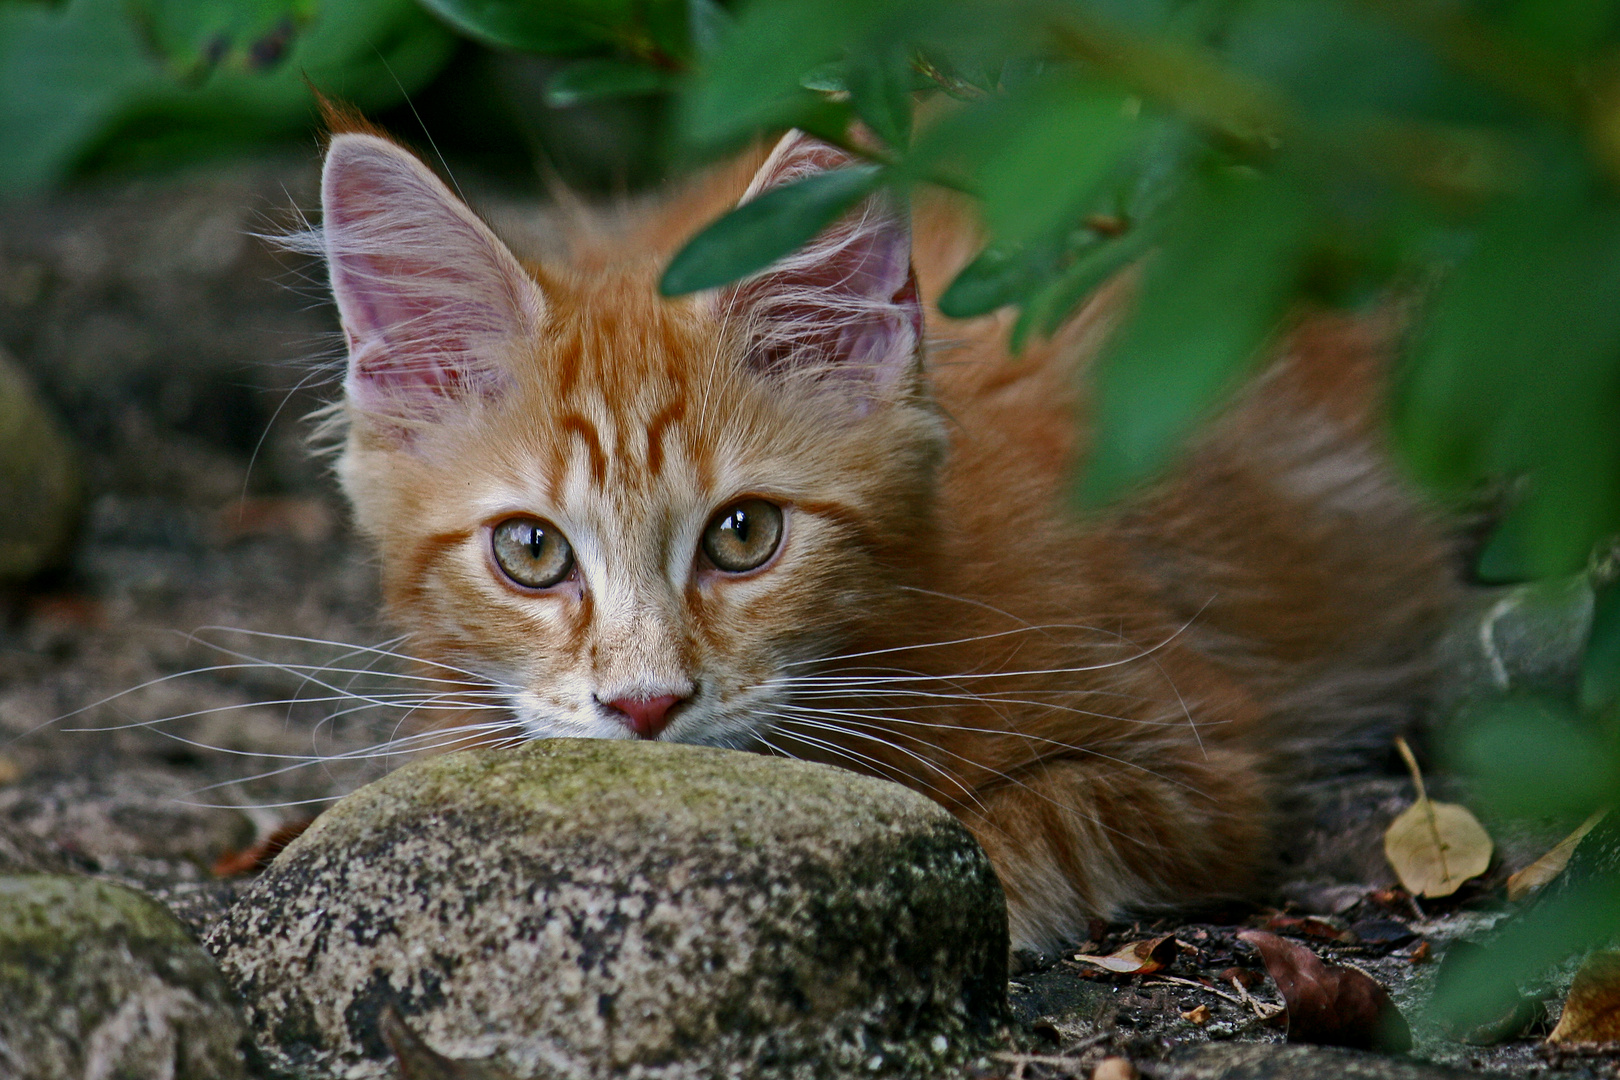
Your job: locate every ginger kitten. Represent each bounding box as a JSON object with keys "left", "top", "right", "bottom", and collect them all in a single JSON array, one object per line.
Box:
[{"left": 309, "top": 120, "right": 1458, "bottom": 952}]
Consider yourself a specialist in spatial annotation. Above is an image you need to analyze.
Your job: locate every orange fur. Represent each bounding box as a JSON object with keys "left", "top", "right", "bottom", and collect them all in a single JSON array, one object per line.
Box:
[{"left": 316, "top": 129, "right": 1460, "bottom": 953}]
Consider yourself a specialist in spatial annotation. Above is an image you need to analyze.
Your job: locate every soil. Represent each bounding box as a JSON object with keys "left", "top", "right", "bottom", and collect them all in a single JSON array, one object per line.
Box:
[{"left": 0, "top": 156, "right": 1614, "bottom": 1080}]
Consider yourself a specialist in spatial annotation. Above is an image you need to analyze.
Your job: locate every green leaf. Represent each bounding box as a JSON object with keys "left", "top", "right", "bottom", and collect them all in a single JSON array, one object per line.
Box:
[
  {"left": 1450, "top": 696, "right": 1616, "bottom": 820},
  {"left": 1430, "top": 870, "right": 1620, "bottom": 1034},
  {"left": 1393, "top": 201, "right": 1620, "bottom": 579},
  {"left": 0, "top": 0, "right": 453, "bottom": 196},
  {"left": 686, "top": 0, "right": 729, "bottom": 58},
  {"left": 1497, "top": 0, "right": 1620, "bottom": 57},
  {"left": 1583, "top": 583, "right": 1620, "bottom": 716},
  {"left": 914, "top": 76, "right": 1138, "bottom": 249},
  {"left": 660, "top": 163, "right": 884, "bottom": 295},
  {"left": 128, "top": 0, "right": 313, "bottom": 80},
  {"left": 1474, "top": 505, "right": 1535, "bottom": 584},
  {"left": 799, "top": 61, "right": 848, "bottom": 93},
  {"left": 938, "top": 242, "right": 1057, "bottom": 320},
  {"left": 1075, "top": 168, "right": 1311, "bottom": 507},
  {"left": 1020, "top": 224, "right": 1156, "bottom": 346},
  {"left": 545, "top": 58, "right": 671, "bottom": 107},
  {"left": 845, "top": 46, "right": 912, "bottom": 149},
  {"left": 1224, "top": 0, "right": 1507, "bottom": 128},
  {"left": 416, "top": 0, "right": 639, "bottom": 54},
  {"left": 682, "top": 0, "right": 892, "bottom": 147},
  {"left": 682, "top": 0, "right": 844, "bottom": 144}
]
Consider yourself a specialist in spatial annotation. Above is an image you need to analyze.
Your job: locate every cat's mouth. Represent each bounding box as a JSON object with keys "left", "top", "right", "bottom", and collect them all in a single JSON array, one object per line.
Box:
[
  {"left": 507, "top": 684, "right": 772, "bottom": 750},
  {"left": 592, "top": 691, "right": 692, "bottom": 740}
]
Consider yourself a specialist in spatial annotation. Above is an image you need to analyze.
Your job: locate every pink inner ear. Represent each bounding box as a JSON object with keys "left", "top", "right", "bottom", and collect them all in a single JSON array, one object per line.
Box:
[
  {"left": 722, "top": 133, "right": 923, "bottom": 396},
  {"left": 321, "top": 135, "right": 544, "bottom": 420}
]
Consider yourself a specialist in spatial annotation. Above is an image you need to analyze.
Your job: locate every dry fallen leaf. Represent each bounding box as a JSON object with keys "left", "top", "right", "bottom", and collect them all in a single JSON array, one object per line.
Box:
[
  {"left": 1180, "top": 1004, "right": 1212, "bottom": 1025},
  {"left": 1070, "top": 934, "right": 1177, "bottom": 975},
  {"left": 1383, "top": 737, "right": 1493, "bottom": 898},
  {"left": 1238, "top": 930, "right": 1411, "bottom": 1052},
  {"left": 1507, "top": 808, "right": 1610, "bottom": 902},
  {"left": 1549, "top": 950, "right": 1620, "bottom": 1044}
]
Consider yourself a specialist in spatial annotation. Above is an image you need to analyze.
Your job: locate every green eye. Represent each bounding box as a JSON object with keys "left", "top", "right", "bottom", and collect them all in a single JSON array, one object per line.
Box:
[
  {"left": 491, "top": 517, "right": 574, "bottom": 589},
  {"left": 702, "top": 500, "right": 783, "bottom": 573}
]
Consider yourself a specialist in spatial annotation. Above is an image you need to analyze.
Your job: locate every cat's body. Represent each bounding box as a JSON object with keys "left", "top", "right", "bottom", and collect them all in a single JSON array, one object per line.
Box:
[{"left": 311, "top": 118, "right": 1458, "bottom": 952}]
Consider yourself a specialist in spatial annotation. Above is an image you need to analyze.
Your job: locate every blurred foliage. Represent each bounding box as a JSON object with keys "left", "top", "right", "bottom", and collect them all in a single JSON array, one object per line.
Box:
[
  {"left": 0, "top": 0, "right": 454, "bottom": 192},
  {"left": 7, "top": 0, "right": 1620, "bottom": 1029}
]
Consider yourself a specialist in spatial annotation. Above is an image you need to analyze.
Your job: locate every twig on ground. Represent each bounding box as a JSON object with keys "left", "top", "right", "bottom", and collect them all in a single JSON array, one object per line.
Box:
[
  {"left": 1144, "top": 973, "right": 1248, "bottom": 1008},
  {"left": 993, "top": 1030, "right": 1114, "bottom": 1076}
]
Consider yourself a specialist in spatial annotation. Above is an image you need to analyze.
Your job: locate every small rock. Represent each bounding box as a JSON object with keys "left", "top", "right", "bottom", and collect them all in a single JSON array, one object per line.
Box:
[
  {"left": 0, "top": 346, "right": 82, "bottom": 583},
  {"left": 208, "top": 739, "right": 1010, "bottom": 1079},
  {"left": 1433, "top": 577, "right": 1594, "bottom": 716},
  {"left": 0, "top": 873, "right": 248, "bottom": 1079}
]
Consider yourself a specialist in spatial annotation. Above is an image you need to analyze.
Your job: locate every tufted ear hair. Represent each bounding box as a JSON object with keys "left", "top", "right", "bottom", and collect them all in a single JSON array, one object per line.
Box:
[
  {"left": 319, "top": 133, "right": 546, "bottom": 425},
  {"left": 716, "top": 132, "right": 923, "bottom": 402}
]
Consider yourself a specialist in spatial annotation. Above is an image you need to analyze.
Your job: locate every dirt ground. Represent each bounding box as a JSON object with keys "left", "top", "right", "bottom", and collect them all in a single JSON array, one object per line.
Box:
[{"left": 1, "top": 156, "right": 1615, "bottom": 1080}]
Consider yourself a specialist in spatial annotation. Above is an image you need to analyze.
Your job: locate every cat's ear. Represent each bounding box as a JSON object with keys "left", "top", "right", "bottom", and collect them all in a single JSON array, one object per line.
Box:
[
  {"left": 320, "top": 133, "right": 546, "bottom": 423},
  {"left": 717, "top": 132, "right": 922, "bottom": 402}
]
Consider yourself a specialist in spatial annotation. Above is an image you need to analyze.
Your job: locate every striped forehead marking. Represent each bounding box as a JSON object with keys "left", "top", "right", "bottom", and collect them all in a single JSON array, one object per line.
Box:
[
  {"left": 556, "top": 411, "right": 607, "bottom": 487},
  {"left": 645, "top": 397, "right": 687, "bottom": 478}
]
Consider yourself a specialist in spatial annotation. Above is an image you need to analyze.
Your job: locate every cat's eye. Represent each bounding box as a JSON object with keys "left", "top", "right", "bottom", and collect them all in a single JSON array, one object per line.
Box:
[
  {"left": 702, "top": 499, "right": 783, "bottom": 573},
  {"left": 491, "top": 517, "right": 574, "bottom": 589}
]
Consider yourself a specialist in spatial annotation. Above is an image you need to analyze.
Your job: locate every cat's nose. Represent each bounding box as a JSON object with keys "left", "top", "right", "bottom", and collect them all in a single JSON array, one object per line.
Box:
[{"left": 603, "top": 694, "right": 686, "bottom": 739}]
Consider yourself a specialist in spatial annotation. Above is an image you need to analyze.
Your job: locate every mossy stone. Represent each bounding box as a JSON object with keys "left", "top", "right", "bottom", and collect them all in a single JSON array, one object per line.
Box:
[
  {"left": 209, "top": 739, "right": 1009, "bottom": 1079},
  {"left": 0, "top": 873, "right": 247, "bottom": 1078}
]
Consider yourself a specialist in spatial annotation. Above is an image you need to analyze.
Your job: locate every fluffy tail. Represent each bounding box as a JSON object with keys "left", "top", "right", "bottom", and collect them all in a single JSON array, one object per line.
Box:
[{"left": 1104, "top": 309, "right": 1465, "bottom": 774}]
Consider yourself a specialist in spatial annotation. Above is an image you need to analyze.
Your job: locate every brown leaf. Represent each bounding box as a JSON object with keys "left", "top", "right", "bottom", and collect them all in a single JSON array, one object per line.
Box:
[
  {"left": 1507, "top": 808, "right": 1610, "bottom": 902},
  {"left": 1070, "top": 934, "right": 1177, "bottom": 975},
  {"left": 1549, "top": 950, "right": 1620, "bottom": 1044},
  {"left": 212, "top": 817, "right": 314, "bottom": 878},
  {"left": 1180, "top": 1004, "right": 1212, "bottom": 1025},
  {"left": 1238, "top": 930, "right": 1411, "bottom": 1052},
  {"left": 1383, "top": 737, "right": 1492, "bottom": 898}
]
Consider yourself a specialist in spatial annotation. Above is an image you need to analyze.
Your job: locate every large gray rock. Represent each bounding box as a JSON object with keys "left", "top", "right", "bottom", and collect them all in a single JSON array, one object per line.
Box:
[
  {"left": 207, "top": 740, "right": 1009, "bottom": 1079},
  {"left": 0, "top": 873, "right": 248, "bottom": 1079}
]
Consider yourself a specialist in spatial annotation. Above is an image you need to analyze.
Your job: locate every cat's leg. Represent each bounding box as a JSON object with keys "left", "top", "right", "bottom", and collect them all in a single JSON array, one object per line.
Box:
[{"left": 960, "top": 748, "right": 1273, "bottom": 953}]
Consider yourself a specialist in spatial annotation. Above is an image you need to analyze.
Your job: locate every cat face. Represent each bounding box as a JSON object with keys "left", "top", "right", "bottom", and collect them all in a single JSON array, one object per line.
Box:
[{"left": 319, "top": 131, "right": 946, "bottom": 749}]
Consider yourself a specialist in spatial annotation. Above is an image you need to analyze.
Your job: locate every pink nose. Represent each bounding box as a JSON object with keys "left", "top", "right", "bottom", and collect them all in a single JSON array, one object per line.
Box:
[{"left": 605, "top": 694, "right": 684, "bottom": 739}]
